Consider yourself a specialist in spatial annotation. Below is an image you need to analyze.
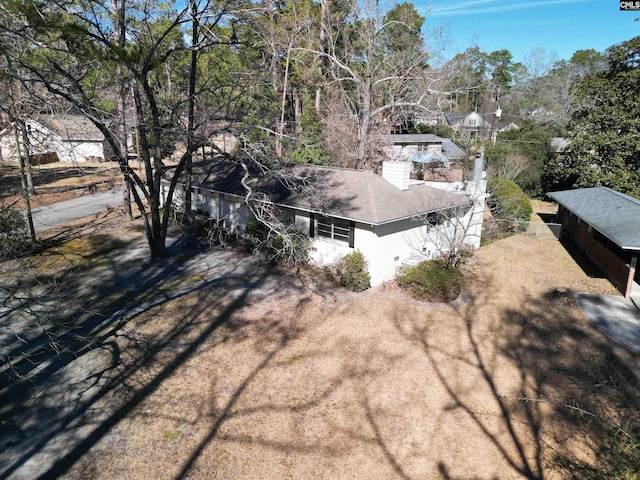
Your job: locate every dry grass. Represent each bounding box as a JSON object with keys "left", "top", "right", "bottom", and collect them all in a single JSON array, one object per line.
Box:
[
  {"left": 1, "top": 161, "right": 122, "bottom": 208},
  {"left": 34, "top": 221, "right": 632, "bottom": 479},
  {"left": 0, "top": 163, "right": 637, "bottom": 479}
]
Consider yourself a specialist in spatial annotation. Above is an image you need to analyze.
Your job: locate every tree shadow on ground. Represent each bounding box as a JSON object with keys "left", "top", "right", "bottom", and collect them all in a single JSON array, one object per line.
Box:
[
  {"left": 499, "top": 288, "right": 639, "bottom": 479},
  {"left": 0, "top": 224, "right": 331, "bottom": 479},
  {"left": 388, "top": 276, "right": 639, "bottom": 479}
]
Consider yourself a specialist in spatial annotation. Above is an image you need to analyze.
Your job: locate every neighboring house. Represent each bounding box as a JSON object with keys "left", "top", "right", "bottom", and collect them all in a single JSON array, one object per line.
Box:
[
  {"left": 163, "top": 158, "right": 487, "bottom": 286},
  {"left": 377, "top": 134, "right": 466, "bottom": 163},
  {"left": 377, "top": 134, "right": 467, "bottom": 182},
  {"left": 0, "top": 115, "right": 106, "bottom": 164},
  {"left": 548, "top": 187, "right": 640, "bottom": 299},
  {"left": 444, "top": 111, "right": 518, "bottom": 143}
]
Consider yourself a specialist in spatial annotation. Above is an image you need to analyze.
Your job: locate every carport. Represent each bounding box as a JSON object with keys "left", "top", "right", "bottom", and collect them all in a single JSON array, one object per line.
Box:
[{"left": 548, "top": 187, "right": 640, "bottom": 302}]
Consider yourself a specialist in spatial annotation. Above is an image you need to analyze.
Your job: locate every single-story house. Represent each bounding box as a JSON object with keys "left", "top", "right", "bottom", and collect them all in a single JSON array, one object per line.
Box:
[
  {"left": 0, "top": 115, "right": 106, "bottom": 164},
  {"left": 163, "top": 159, "right": 487, "bottom": 286},
  {"left": 548, "top": 187, "right": 640, "bottom": 299}
]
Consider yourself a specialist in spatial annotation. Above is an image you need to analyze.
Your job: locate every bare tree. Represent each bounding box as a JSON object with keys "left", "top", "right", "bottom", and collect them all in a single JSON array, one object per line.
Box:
[
  {"left": 406, "top": 178, "right": 487, "bottom": 268},
  {"left": 0, "top": 0, "right": 261, "bottom": 259},
  {"left": 296, "top": 0, "right": 455, "bottom": 168}
]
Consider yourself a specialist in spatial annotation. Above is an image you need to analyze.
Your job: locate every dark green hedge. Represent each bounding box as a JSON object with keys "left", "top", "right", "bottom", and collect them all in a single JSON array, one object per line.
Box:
[{"left": 488, "top": 178, "right": 532, "bottom": 221}]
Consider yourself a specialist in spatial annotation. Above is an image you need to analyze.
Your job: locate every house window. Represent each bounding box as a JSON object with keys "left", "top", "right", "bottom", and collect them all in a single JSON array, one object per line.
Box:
[
  {"left": 316, "top": 215, "right": 350, "bottom": 242},
  {"left": 467, "top": 119, "right": 477, "bottom": 126},
  {"left": 310, "top": 214, "right": 355, "bottom": 247}
]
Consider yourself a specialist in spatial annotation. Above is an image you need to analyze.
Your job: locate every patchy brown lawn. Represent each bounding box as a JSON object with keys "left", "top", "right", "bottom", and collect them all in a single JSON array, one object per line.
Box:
[
  {"left": 1, "top": 161, "right": 122, "bottom": 209},
  {"left": 0, "top": 168, "right": 637, "bottom": 479}
]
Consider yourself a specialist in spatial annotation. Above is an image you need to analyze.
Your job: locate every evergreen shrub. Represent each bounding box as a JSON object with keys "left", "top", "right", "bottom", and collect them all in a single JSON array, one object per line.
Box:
[
  {"left": 488, "top": 178, "right": 532, "bottom": 221},
  {"left": 0, "top": 204, "right": 30, "bottom": 261},
  {"left": 333, "top": 250, "right": 370, "bottom": 291},
  {"left": 396, "top": 259, "right": 463, "bottom": 303}
]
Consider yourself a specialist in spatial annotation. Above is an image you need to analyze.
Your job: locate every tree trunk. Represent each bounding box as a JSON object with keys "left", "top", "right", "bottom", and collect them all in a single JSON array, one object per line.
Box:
[
  {"left": 315, "top": 0, "right": 328, "bottom": 113},
  {"left": 184, "top": 0, "right": 200, "bottom": 237},
  {"left": 132, "top": 81, "right": 166, "bottom": 260},
  {"left": 357, "top": 73, "right": 372, "bottom": 169},
  {"left": 293, "top": 87, "right": 302, "bottom": 136},
  {"left": 19, "top": 126, "right": 35, "bottom": 195},
  {"left": 276, "top": 47, "right": 292, "bottom": 158},
  {"left": 13, "top": 125, "right": 36, "bottom": 242},
  {"left": 115, "top": 0, "right": 132, "bottom": 220}
]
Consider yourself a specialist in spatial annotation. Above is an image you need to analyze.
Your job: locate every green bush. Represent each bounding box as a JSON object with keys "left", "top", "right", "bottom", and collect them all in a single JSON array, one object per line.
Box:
[
  {"left": 396, "top": 259, "right": 463, "bottom": 303},
  {"left": 288, "top": 144, "right": 331, "bottom": 165},
  {"left": 333, "top": 250, "right": 370, "bottom": 291},
  {"left": 488, "top": 178, "right": 533, "bottom": 221},
  {"left": 0, "top": 204, "right": 30, "bottom": 261},
  {"left": 243, "top": 219, "right": 266, "bottom": 240}
]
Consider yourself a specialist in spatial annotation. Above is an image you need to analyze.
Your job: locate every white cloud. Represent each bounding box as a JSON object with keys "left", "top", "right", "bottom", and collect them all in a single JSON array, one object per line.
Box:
[{"left": 427, "top": 0, "right": 584, "bottom": 17}]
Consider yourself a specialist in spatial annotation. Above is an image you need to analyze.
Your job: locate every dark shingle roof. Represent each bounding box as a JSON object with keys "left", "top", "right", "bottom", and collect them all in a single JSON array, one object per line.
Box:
[
  {"left": 375, "top": 134, "right": 466, "bottom": 161},
  {"left": 441, "top": 139, "right": 465, "bottom": 161},
  {"left": 187, "top": 159, "right": 470, "bottom": 225},
  {"left": 548, "top": 187, "right": 640, "bottom": 250},
  {"left": 377, "top": 134, "right": 443, "bottom": 144}
]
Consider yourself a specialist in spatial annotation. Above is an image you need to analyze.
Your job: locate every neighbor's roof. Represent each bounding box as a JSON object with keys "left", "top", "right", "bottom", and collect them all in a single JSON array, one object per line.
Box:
[
  {"left": 186, "top": 159, "right": 470, "bottom": 225},
  {"left": 443, "top": 112, "right": 467, "bottom": 125},
  {"left": 548, "top": 187, "right": 640, "bottom": 250},
  {"left": 376, "top": 134, "right": 465, "bottom": 161},
  {"left": 34, "top": 115, "right": 104, "bottom": 142},
  {"left": 441, "top": 139, "right": 465, "bottom": 161},
  {"left": 377, "top": 134, "right": 443, "bottom": 144}
]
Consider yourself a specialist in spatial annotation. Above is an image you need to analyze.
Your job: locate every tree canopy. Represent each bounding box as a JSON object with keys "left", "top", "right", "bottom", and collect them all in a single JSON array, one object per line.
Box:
[{"left": 544, "top": 36, "right": 640, "bottom": 197}]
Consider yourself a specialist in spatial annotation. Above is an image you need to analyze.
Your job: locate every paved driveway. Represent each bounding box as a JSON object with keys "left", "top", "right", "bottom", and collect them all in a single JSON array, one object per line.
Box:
[
  {"left": 31, "top": 189, "right": 123, "bottom": 232},
  {"left": 575, "top": 292, "right": 640, "bottom": 354}
]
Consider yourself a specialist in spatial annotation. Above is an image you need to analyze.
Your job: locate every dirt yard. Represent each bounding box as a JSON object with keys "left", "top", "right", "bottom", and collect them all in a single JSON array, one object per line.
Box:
[
  {"left": 1, "top": 198, "right": 638, "bottom": 480},
  {"left": 0, "top": 161, "right": 122, "bottom": 209}
]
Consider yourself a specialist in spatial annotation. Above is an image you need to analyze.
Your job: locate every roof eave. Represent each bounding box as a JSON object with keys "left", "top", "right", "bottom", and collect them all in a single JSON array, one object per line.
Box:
[{"left": 373, "top": 199, "right": 472, "bottom": 226}]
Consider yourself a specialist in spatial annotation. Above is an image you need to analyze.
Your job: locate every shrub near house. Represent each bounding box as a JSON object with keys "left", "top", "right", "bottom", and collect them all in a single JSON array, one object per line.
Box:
[
  {"left": 397, "top": 259, "right": 463, "bottom": 303},
  {"left": 482, "top": 178, "right": 533, "bottom": 244},
  {"left": 333, "top": 251, "right": 371, "bottom": 291}
]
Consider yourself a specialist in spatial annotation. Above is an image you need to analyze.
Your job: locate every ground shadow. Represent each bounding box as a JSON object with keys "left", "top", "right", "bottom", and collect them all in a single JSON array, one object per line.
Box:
[
  {"left": 0, "top": 223, "right": 330, "bottom": 479},
  {"left": 537, "top": 213, "right": 557, "bottom": 224},
  {"left": 387, "top": 274, "right": 639, "bottom": 479},
  {"left": 559, "top": 239, "right": 608, "bottom": 279}
]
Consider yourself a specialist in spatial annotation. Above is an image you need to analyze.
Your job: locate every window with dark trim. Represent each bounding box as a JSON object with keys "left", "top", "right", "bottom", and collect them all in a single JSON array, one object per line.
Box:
[
  {"left": 310, "top": 214, "right": 355, "bottom": 247},
  {"left": 316, "top": 215, "right": 350, "bottom": 242}
]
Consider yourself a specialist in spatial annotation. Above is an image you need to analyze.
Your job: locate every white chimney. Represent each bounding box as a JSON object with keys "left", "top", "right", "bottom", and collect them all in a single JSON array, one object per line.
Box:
[{"left": 382, "top": 160, "right": 411, "bottom": 191}]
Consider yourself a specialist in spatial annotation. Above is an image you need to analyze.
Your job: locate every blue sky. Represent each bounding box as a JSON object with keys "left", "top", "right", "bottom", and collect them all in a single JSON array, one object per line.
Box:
[{"left": 419, "top": 0, "right": 640, "bottom": 65}]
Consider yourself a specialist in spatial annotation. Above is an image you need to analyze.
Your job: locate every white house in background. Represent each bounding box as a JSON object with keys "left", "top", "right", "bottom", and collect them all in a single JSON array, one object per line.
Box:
[
  {"left": 163, "top": 159, "right": 487, "bottom": 286},
  {"left": 0, "top": 115, "right": 106, "bottom": 164},
  {"left": 444, "top": 111, "right": 518, "bottom": 143}
]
